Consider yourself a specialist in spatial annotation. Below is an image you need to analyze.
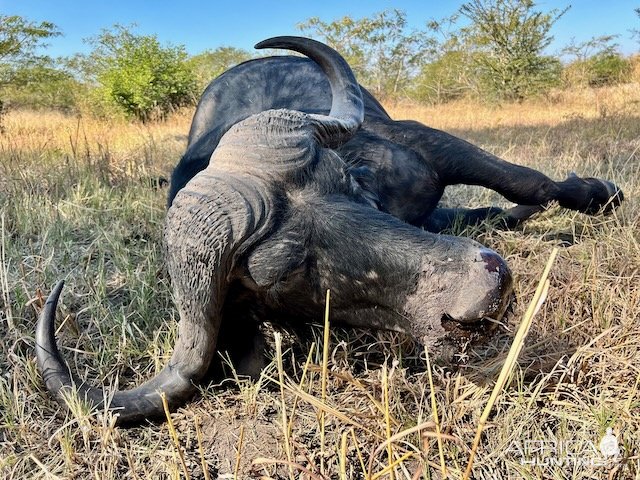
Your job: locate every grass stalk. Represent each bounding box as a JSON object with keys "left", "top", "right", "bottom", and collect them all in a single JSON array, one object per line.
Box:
[
  {"left": 266, "top": 372, "right": 376, "bottom": 436},
  {"left": 160, "top": 392, "right": 190, "bottom": 480},
  {"left": 194, "top": 414, "right": 212, "bottom": 480},
  {"left": 0, "top": 214, "right": 13, "bottom": 330},
  {"left": 274, "top": 332, "right": 295, "bottom": 480},
  {"left": 29, "top": 454, "right": 64, "bottom": 480},
  {"left": 287, "top": 342, "right": 316, "bottom": 437},
  {"left": 251, "top": 458, "right": 325, "bottom": 480},
  {"left": 320, "top": 289, "right": 331, "bottom": 475},
  {"left": 340, "top": 431, "right": 348, "bottom": 480},
  {"left": 233, "top": 424, "right": 245, "bottom": 480},
  {"left": 367, "top": 421, "right": 458, "bottom": 478},
  {"left": 424, "top": 345, "right": 447, "bottom": 478},
  {"left": 350, "top": 427, "right": 367, "bottom": 477},
  {"left": 382, "top": 365, "right": 395, "bottom": 480},
  {"left": 371, "top": 451, "right": 414, "bottom": 480},
  {"left": 463, "top": 247, "right": 559, "bottom": 480}
]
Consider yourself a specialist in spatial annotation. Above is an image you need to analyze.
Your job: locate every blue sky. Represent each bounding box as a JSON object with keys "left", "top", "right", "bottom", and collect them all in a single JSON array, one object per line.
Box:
[{"left": 2, "top": 0, "right": 638, "bottom": 58}]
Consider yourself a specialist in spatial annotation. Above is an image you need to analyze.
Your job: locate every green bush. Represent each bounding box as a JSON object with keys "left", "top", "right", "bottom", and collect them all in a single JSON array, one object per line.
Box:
[
  {"left": 188, "top": 47, "right": 253, "bottom": 94},
  {"left": 563, "top": 53, "right": 632, "bottom": 88},
  {"left": 411, "top": 51, "right": 475, "bottom": 104},
  {"left": 298, "top": 10, "right": 430, "bottom": 100},
  {"left": 0, "top": 14, "right": 72, "bottom": 111},
  {"left": 588, "top": 53, "right": 632, "bottom": 86},
  {"left": 459, "top": 0, "right": 567, "bottom": 101},
  {"left": 0, "top": 60, "right": 82, "bottom": 110},
  {"left": 87, "top": 26, "right": 198, "bottom": 121},
  {"left": 476, "top": 54, "right": 563, "bottom": 101}
]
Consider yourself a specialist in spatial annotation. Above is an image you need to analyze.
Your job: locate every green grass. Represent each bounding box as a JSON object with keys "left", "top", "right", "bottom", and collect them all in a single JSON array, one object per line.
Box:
[{"left": 0, "top": 85, "right": 639, "bottom": 479}]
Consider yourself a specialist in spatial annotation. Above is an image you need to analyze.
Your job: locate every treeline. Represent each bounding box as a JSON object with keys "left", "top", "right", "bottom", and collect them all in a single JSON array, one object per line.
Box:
[{"left": 1, "top": 1, "right": 639, "bottom": 122}]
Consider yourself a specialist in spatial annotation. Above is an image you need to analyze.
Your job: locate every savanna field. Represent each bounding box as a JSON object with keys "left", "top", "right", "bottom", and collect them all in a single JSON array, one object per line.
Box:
[{"left": 0, "top": 85, "right": 639, "bottom": 479}]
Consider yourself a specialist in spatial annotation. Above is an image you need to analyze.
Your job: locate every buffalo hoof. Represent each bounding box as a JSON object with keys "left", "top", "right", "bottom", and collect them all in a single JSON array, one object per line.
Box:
[
  {"left": 596, "top": 178, "right": 624, "bottom": 214},
  {"left": 565, "top": 172, "right": 624, "bottom": 215}
]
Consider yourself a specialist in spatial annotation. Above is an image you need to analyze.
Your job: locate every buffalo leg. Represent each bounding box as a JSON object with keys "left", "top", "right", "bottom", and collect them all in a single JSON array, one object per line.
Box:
[
  {"left": 375, "top": 120, "right": 623, "bottom": 215},
  {"left": 421, "top": 128, "right": 622, "bottom": 214},
  {"left": 422, "top": 205, "right": 544, "bottom": 233}
]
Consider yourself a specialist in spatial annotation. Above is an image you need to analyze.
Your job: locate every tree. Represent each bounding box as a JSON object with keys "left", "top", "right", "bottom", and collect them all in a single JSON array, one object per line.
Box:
[
  {"left": 459, "top": 0, "right": 566, "bottom": 100},
  {"left": 298, "top": 10, "right": 431, "bottom": 99},
  {"left": 0, "top": 14, "right": 60, "bottom": 66},
  {"left": 587, "top": 52, "right": 631, "bottom": 86},
  {"left": 633, "top": 8, "right": 640, "bottom": 45},
  {"left": 413, "top": 51, "right": 478, "bottom": 104},
  {"left": 85, "top": 25, "right": 198, "bottom": 121},
  {"left": 188, "top": 46, "right": 253, "bottom": 93},
  {"left": 411, "top": 15, "right": 481, "bottom": 103},
  {"left": 0, "top": 14, "right": 62, "bottom": 113},
  {"left": 1, "top": 58, "right": 81, "bottom": 110},
  {"left": 562, "top": 36, "right": 631, "bottom": 87}
]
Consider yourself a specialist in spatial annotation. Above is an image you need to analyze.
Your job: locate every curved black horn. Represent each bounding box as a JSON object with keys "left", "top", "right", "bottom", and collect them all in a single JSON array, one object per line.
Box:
[
  {"left": 36, "top": 175, "right": 268, "bottom": 424},
  {"left": 36, "top": 277, "right": 196, "bottom": 423},
  {"left": 37, "top": 282, "right": 196, "bottom": 424},
  {"left": 255, "top": 36, "right": 364, "bottom": 148}
]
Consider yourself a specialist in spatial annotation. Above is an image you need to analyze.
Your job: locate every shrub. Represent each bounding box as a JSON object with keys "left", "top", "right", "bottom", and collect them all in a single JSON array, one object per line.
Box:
[
  {"left": 188, "top": 47, "right": 253, "bottom": 94},
  {"left": 86, "top": 26, "right": 198, "bottom": 121},
  {"left": 411, "top": 51, "right": 476, "bottom": 104},
  {"left": 0, "top": 60, "right": 82, "bottom": 111},
  {"left": 587, "top": 53, "right": 632, "bottom": 86},
  {"left": 563, "top": 53, "right": 632, "bottom": 88}
]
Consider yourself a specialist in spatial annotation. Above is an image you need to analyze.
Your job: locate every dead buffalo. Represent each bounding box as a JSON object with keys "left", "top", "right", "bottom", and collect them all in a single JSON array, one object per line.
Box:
[{"left": 36, "top": 36, "right": 621, "bottom": 425}]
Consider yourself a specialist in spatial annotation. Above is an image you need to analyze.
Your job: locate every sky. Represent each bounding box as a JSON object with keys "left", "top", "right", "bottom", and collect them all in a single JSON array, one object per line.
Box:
[{"left": 1, "top": 0, "right": 639, "bottom": 59}]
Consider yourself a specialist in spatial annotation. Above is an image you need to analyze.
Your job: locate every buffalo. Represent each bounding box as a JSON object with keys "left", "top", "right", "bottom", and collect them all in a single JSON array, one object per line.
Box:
[{"left": 36, "top": 36, "right": 622, "bottom": 425}]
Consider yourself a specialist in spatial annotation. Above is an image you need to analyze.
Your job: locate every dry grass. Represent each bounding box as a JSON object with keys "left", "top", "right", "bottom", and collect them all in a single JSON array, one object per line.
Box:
[{"left": 1, "top": 82, "right": 639, "bottom": 479}]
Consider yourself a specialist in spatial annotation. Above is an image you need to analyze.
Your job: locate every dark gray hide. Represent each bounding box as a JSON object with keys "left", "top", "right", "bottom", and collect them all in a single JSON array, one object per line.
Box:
[{"left": 170, "top": 57, "right": 623, "bottom": 230}]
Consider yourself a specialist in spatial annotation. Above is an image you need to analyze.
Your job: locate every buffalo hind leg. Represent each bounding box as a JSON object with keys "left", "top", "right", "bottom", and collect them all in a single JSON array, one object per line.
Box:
[
  {"left": 423, "top": 205, "right": 545, "bottom": 233},
  {"left": 390, "top": 121, "right": 624, "bottom": 215}
]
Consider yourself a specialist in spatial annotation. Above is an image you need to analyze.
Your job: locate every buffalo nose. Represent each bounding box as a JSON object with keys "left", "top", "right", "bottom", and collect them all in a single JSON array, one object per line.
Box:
[
  {"left": 478, "top": 249, "right": 513, "bottom": 315},
  {"left": 447, "top": 248, "right": 513, "bottom": 323}
]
